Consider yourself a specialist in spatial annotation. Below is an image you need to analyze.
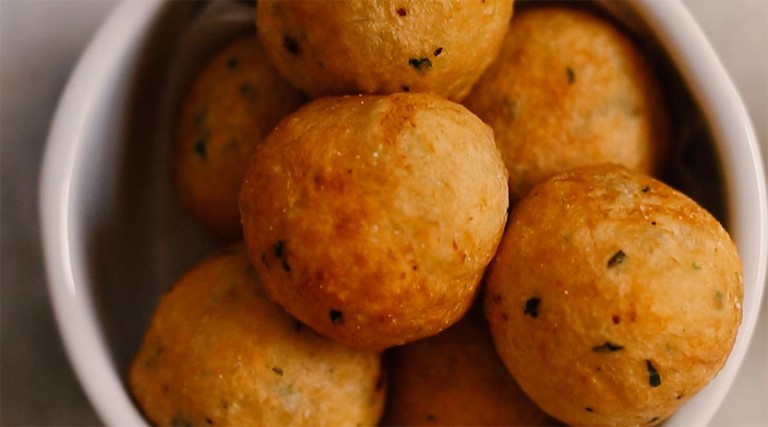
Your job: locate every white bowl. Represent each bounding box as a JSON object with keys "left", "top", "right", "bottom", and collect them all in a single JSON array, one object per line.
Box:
[{"left": 40, "top": 0, "right": 767, "bottom": 425}]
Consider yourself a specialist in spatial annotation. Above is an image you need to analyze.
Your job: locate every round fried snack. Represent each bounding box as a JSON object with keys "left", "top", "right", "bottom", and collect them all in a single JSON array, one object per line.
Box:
[
  {"left": 256, "top": 0, "right": 513, "bottom": 101},
  {"left": 174, "top": 34, "right": 304, "bottom": 239},
  {"left": 381, "top": 307, "right": 555, "bottom": 426},
  {"left": 464, "top": 6, "right": 670, "bottom": 202},
  {"left": 239, "top": 93, "right": 509, "bottom": 351},
  {"left": 485, "top": 165, "right": 743, "bottom": 427},
  {"left": 129, "top": 245, "right": 385, "bottom": 427}
]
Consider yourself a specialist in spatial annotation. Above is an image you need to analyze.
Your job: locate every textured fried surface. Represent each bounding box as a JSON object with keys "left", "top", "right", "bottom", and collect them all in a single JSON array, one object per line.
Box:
[
  {"left": 256, "top": 0, "right": 513, "bottom": 100},
  {"left": 485, "top": 165, "right": 742, "bottom": 427},
  {"left": 129, "top": 245, "right": 384, "bottom": 426},
  {"left": 381, "top": 307, "right": 555, "bottom": 426},
  {"left": 465, "top": 6, "right": 670, "bottom": 202},
  {"left": 174, "top": 34, "right": 304, "bottom": 239},
  {"left": 239, "top": 93, "right": 508, "bottom": 350}
]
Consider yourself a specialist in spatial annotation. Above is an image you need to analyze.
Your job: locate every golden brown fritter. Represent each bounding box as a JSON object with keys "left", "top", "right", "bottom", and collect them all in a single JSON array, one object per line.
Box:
[
  {"left": 256, "top": 0, "right": 513, "bottom": 100},
  {"left": 485, "top": 165, "right": 742, "bottom": 427},
  {"left": 381, "top": 307, "right": 555, "bottom": 426},
  {"left": 464, "top": 6, "right": 670, "bottom": 202},
  {"left": 129, "top": 245, "right": 385, "bottom": 427},
  {"left": 239, "top": 93, "right": 509, "bottom": 350},
  {"left": 174, "top": 34, "right": 304, "bottom": 239}
]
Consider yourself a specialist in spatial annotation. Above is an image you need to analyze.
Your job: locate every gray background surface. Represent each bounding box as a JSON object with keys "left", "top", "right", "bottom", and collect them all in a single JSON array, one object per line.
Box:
[{"left": 1, "top": 0, "right": 766, "bottom": 425}]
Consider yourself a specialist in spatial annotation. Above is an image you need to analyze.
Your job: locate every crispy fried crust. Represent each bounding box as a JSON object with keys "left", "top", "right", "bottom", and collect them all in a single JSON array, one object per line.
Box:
[
  {"left": 465, "top": 6, "right": 670, "bottom": 202},
  {"left": 256, "top": 0, "right": 513, "bottom": 100},
  {"left": 174, "top": 34, "right": 304, "bottom": 239},
  {"left": 239, "top": 93, "right": 509, "bottom": 350},
  {"left": 485, "top": 165, "right": 742, "bottom": 427},
  {"left": 129, "top": 245, "right": 384, "bottom": 427},
  {"left": 381, "top": 307, "right": 555, "bottom": 426}
]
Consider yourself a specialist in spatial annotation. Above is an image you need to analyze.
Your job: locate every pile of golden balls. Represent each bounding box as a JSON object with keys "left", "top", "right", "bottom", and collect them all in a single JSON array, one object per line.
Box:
[{"left": 130, "top": 2, "right": 743, "bottom": 426}]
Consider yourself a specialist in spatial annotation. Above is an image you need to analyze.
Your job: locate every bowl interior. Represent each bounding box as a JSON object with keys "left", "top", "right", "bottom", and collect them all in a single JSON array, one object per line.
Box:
[{"left": 41, "top": 1, "right": 765, "bottom": 425}]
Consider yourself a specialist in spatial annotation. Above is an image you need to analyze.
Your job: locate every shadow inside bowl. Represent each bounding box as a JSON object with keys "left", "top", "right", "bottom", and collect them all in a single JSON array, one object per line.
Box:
[{"left": 85, "top": 1, "right": 221, "bottom": 383}]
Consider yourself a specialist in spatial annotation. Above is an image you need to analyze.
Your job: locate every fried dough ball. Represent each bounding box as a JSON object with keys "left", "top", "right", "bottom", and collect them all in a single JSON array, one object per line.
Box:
[
  {"left": 381, "top": 307, "right": 555, "bottom": 426},
  {"left": 174, "top": 34, "right": 304, "bottom": 239},
  {"left": 239, "top": 93, "right": 509, "bottom": 350},
  {"left": 485, "top": 165, "right": 743, "bottom": 427},
  {"left": 256, "top": 0, "right": 513, "bottom": 101},
  {"left": 129, "top": 245, "right": 385, "bottom": 427},
  {"left": 464, "top": 6, "right": 670, "bottom": 202}
]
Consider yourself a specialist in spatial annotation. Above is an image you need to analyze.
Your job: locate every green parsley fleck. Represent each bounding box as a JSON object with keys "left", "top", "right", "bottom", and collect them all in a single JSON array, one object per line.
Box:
[
  {"left": 273, "top": 241, "right": 291, "bottom": 272},
  {"left": 607, "top": 250, "right": 627, "bottom": 268},
  {"left": 283, "top": 35, "right": 301, "bottom": 55},
  {"left": 408, "top": 57, "right": 432, "bottom": 72},
  {"left": 502, "top": 96, "right": 518, "bottom": 118},
  {"left": 646, "top": 360, "right": 661, "bottom": 387},
  {"left": 592, "top": 341, "right": 624, "bottom": 353},
  {"left": 524, "top": 297, "right": 540, "bottom": 318},
  {"left": 193, "top": 139, "right": 207, "bottom": 158},
  {"left": 715, "top": 290, "right": 724, "bottom": 309},
  {"left": 274, "top": 241, "right": 285, "bottom": 258}
]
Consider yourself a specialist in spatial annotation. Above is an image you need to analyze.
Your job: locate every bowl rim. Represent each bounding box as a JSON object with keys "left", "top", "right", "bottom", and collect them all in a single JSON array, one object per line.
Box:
[
  {"left": 39, "top": 0, "right": 767, "bottom": 425},
  {"left": 38, "top": 0, "right": 164, "bottom": 425}
]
